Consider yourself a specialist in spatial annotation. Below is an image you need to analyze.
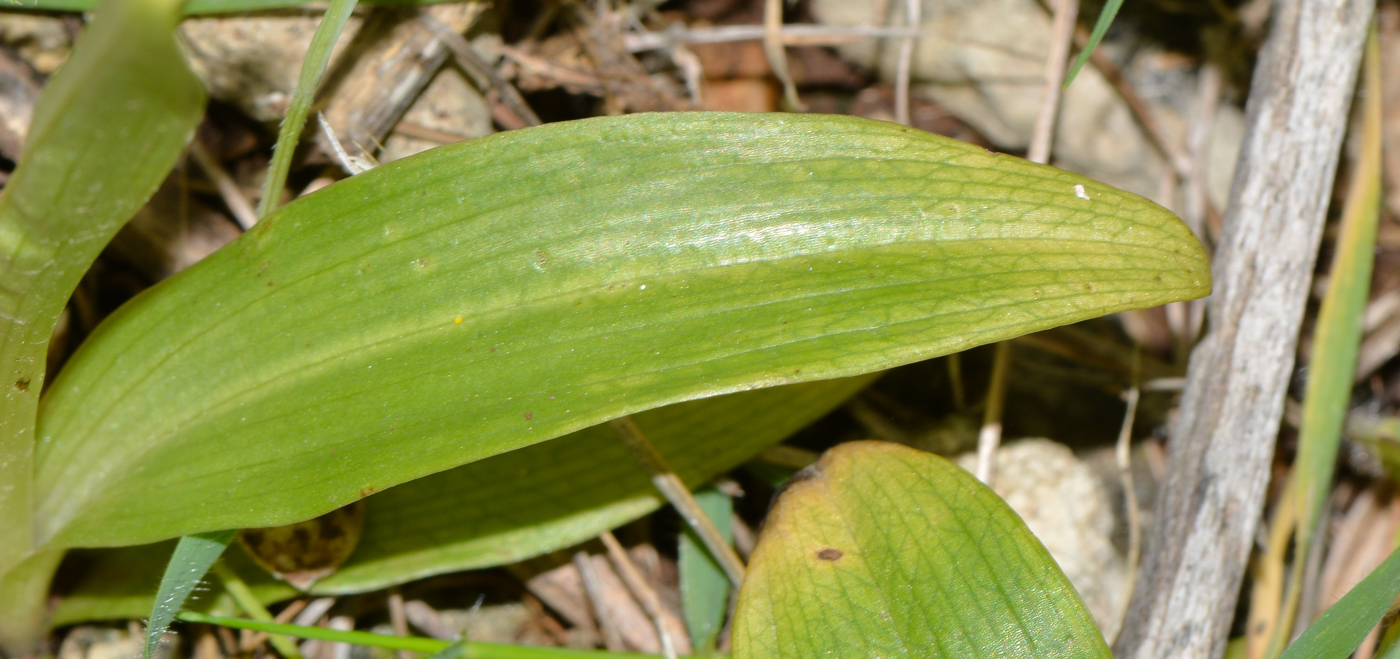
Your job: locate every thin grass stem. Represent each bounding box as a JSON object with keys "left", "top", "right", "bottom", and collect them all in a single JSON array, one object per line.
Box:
[
  {"left": 257, "top": 0, "right": 358, "bottom": 219},
  {"left": 209, "top": 562, "right": 305, "bottom": 659},
  {"left": 974, "top": 342, "right": 1012, "bottom": 485}
]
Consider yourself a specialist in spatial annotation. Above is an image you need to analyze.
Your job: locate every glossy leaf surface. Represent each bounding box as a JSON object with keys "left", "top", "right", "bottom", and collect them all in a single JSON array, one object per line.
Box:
[
  {"left": 732, "top": 441, "right": 1111, "bottom": 658},
  {"left": 36, "top": 112, "right": 1209, "bottom": 550}
]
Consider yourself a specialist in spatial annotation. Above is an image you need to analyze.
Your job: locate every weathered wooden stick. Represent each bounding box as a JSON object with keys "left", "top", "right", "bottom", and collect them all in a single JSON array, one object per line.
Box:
[
  {"left": 315, "top": 4, "right": 481, "bottom": 161},
  {"left": 1113, "top": 1, "right": 1372, "bottom": 657}
]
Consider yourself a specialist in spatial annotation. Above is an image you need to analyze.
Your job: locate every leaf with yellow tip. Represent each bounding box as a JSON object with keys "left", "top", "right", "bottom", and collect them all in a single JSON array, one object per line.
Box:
[{"left": 733, "top": 441, "right": 1110, "bottom": 658}]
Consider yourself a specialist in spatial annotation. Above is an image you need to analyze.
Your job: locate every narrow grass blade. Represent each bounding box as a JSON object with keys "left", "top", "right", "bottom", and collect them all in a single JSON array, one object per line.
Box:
[
  {"left": 175, "top": 611, "right": 660, "bottom": 658},
  {"left": 1268, "top": 25, "right": 1383, "bottom": 655},
  {"left": 1064, "top": 0, "right": 1123, "bottom": 88},
  {"left": 145, "top": 531, "right": 235, "bottom": 659},
  {"left": 36, "top": 112, "right": 1209, "bottom": 551},
  {"left": 733, "top": 441, "right": 1110, "bottom": 658},
  {"left": 679, "top": 488, "right": 733, "bottom": 654},
  {"left": 1278, "top": 546, "right": 1400, "bottom": 659},
  {"left": 209, "top": 561, "right": 305, "bottom": 659},
  {"left": 258, "top": 0, "right": 358, "bottom": 219},
  {"left": 425, "top": 641, "right": 469, "bottom": 659}
]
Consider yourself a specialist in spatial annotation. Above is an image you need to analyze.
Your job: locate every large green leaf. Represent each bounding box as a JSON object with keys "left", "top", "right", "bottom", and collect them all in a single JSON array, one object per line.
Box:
[
  {"left": 314, "top": 376, "right": 869, "bottom": 592},
  {"left": 35, "top": 112, "right": 1208, "bottom": 551},
  {"left": 53, "top": 376, "right": 869, "bottom": 625},
  {"left": 0, "top": 0, "right": 204, "bottom": 569},
  {"left": 0, "top": 0, "right": 204, "bottom": 648},
  {"left": 732, "top": 441, "right": 1111, "bottom": 658}
]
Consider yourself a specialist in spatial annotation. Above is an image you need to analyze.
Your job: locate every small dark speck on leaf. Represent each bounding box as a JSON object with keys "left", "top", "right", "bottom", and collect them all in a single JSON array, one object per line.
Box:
[
  {"left": 816, "top": 548, "right": 843, "bottom": 561},
  {"left": 1154, "top": 275, "right": 1163, "bottom": 282},
  {"left": 359, "top": 487, "right": 375, "bottom": 498},
  {"left": 14, "top": 377, "right": 28, "bottom": 392},
  {"left": 525, "top": 412, "right": 534, "bottom": 420}
]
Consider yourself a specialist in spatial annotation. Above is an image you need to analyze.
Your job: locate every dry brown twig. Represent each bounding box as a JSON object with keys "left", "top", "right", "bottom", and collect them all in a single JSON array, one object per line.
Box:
[
  {"left": 316, "top": 4, "right": 484, "bottom": 162},
  {"left": 622, "top": 23, "right": 921, "bottom": 51},
  {"left": 419, "top": 14, "right": 543, "bottom": 127},
  {"left": 599, "top": 531, "right": 683, "bottom": 659},
  {"left": 894, "top": 0, "right": 921, "bottom": 126},
  {"left": 1111, "top": 350, "right": 1143, "bottom": 645},
  {"left": 189, "top": 140, "right": 258, "bottom": 231},
  {"left": 975, "top": 0, "right": 1078, "bottom": 485},
  {"left": 762, "top": 0, "right": 803, "bottom": 110},
  {"left": 609, "top": 416, "right": 746, "bottom": 587},
  {"left": 574, "top": 552, "right": 626, "bottom": 652}
]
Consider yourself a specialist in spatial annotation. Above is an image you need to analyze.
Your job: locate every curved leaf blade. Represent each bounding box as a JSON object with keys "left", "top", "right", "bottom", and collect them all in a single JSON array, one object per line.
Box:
[
  {"left": 314, "top": 376, "right": 869, "bottom": 593},
  {"left": 732, "top": 441, "right": 1111, "bottom": 658},
  {"left": 1064, "top": 0, "right": 1124, "bottom": 89},
  {"left": 36, "top": 112, "right": 1209, "bottom": 549},
  {"left": 0, "top": 0, "right": 204, "bottom": 576},
  {"left": 52, "top": 376, "right": 870, "bottom": 627}
]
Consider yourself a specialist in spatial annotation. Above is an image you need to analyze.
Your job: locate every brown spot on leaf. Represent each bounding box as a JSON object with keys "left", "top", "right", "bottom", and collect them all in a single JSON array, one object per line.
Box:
[
  {"left": 14, "top": 377, "right": 28, "bottom": 392},
  {"left": 816, "top": 548, "right": 844, "bottom": 561},
  {"left": 525, "top": 412, "right": 534, "bottom": 420},
  {"left": 359, "top": 486, "right": 375, "bottom": 498}
]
